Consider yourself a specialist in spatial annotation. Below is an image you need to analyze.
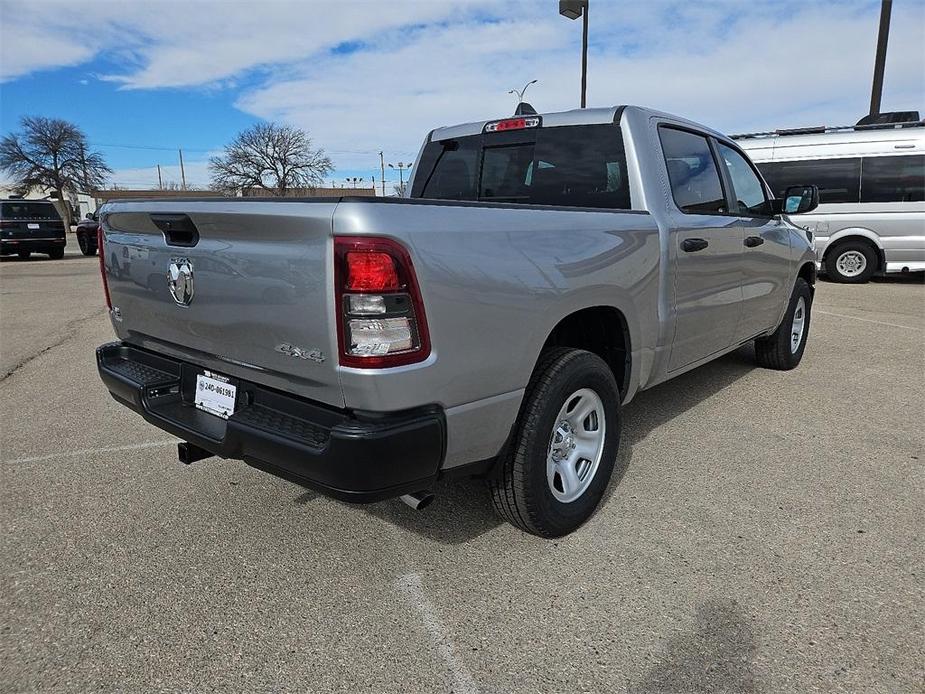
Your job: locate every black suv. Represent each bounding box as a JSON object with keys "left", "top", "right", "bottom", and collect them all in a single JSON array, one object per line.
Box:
[
  {"left": 75, "top": 211, "right": 99, "bottom": 256},
  {"left": 0, "top": 199, "right": 66, "bottom": 259}
]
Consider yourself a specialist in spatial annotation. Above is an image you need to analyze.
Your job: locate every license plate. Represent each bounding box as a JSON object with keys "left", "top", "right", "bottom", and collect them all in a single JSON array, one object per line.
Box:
[
  {"left": 194, "top": 371, "right": 237, "bottom": 419},
  {"left": 27, "top": 223, "right": 40, "bottom": 229}
]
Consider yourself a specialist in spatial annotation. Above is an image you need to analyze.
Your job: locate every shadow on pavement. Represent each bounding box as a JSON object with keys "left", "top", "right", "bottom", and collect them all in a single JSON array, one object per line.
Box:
[
  {"left": 631, "top": 598, "right": 759, "bottom": 693},
  {"left": 350, "top": 345, "right": 757, "bottom": 545}
]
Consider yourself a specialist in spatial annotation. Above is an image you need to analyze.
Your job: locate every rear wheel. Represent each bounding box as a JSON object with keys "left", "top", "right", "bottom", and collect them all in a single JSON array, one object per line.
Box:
[
  {"left": 825, "top": 240, "right": 877, "bottom": 283},
  {"left": 489, "top": 348, "right": 621, "bottom": 538},
  {"left": 48, "top": 247, "right": 65, "bottom": 260},
  {"left": 754, "top": 278, "right": 812, "bottom": 370},
  {"left": 17, "top": 250, "right": 31, "bottom": 260}
]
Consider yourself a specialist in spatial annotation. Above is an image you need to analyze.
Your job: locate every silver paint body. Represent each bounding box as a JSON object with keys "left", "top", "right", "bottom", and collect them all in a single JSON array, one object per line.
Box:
[
  {"left": 100, "top": 106, "right": 814, "bottom": 470},
  {"left": 738, "top": 126, "right": 925, "bottom": 274}
]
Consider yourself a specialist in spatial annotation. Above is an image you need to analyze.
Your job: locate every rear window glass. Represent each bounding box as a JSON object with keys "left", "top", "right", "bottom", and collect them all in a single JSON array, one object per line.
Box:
[
  {"left": 658, "top": 126, "right": 726, "bottom": 214},
  {"left": 758, "top": 158, "right": 861, "bottom": 204},
  {"left": 415, "top": 124, "right": 631, "bottom": 210},
  {"left": 861, "top": 155, "right": 925, "bottom": 202},
  {"left": 1, "top": 201, "right": 61, "bottom": 219}
]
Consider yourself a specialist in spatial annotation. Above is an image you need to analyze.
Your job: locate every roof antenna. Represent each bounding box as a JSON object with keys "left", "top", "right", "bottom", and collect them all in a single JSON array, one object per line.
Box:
[{"left": 508, "top": 80, "right": 538, "bottom": 116}]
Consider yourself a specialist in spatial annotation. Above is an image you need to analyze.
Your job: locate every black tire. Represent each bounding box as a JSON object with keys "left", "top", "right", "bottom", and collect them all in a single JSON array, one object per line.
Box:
[
  {"left": 754, "top": 278, "right": 812, "bottom": 370},
  {"left": 824, "top": 240, "right": 877, "bottom": 283},
  {"left": 48, "top": 247, "right": 65, "bottom": 260},
  {"left": 77, "top": 234, "right": 96, "bottom": 256},
  {"left": 489, "top": 348, "right": 621, "bottom": 538},
  {"left": 17, "top": 250, "right": 31, "bottom": 260}
]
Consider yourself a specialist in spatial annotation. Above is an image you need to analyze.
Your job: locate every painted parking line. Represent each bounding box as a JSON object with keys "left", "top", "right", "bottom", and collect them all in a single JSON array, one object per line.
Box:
[
  {"left": 815, "top": 309, "right": 922, "bottom": 331},
  {"left": 396, "top": 572, "right": 479, "bottom": 694},
  {"left": 3, "top": 440, "right": 175, "bottom": 465}
]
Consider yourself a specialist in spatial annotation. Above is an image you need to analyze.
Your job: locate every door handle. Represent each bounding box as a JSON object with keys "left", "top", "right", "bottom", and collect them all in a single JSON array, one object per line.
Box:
[
  {"left": 681, "top": 238, "right": 709, "bottom": 253},
  {"left": 744, "top": 236, "right": 765, "bottom": 248}
]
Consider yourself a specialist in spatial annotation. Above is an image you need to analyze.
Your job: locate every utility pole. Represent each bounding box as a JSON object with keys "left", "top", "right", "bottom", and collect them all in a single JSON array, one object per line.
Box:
[
  {"left": 157, "top": 164, "right": 163, "bottom": 189},
  {"left": 869, "top": 0, "right": 892, "bottom": 118},
  {"left": 178, "top": 149, "right": 187, "bottom": 190},
  {"left": 379, "top": 152, "right": 386, "bottom": 196}
]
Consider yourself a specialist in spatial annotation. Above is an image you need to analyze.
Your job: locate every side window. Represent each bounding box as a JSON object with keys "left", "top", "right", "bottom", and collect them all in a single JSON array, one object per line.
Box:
[
  {"left": 757, "top": 158, "right": 861, "bottom": 204},
  {"left": 861, "top": 155, "right": 925, "bottom": 202},
  {"left": 659, "top": 127, "right": 726, "bottom": 214},
  {"left": 420, "top": 139, "right": 479, "bottom": 200},
  {"left": 717, "top": 142, "right": 769, "bottom": 215}
]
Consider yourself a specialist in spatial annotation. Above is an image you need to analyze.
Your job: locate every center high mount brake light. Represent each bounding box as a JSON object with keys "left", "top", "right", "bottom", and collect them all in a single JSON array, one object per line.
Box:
[{"left": 483, "top": 116, "right": 541, "bottom": 133}]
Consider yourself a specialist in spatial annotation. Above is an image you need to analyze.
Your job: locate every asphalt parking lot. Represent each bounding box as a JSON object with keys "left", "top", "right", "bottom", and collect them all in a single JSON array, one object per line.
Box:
[{"left": 1, "top": 244, "right": 923, "bottom": 693}]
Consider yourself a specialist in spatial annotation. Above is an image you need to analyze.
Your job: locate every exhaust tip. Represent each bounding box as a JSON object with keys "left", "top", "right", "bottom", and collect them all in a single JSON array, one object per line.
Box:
[{"left": 400, "top": 491, "right": 435, "bottom": 511}]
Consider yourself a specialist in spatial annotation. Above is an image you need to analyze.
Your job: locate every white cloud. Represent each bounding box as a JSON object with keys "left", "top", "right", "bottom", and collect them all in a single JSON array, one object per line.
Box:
[{"left": 2, "top": 0, "right": 923, "bottom": 179}]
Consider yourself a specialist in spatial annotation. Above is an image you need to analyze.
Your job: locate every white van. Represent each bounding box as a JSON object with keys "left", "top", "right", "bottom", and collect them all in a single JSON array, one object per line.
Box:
[{"left": 735, "top": 120, "right": 924, "bottom": 283}]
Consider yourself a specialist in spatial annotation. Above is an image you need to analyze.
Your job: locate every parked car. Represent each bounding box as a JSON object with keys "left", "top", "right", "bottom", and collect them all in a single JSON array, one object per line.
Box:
[
  {"left": 95, "top": 105, "right": 819, "bottom": 537},
  {"left": 735, "top": 117, "right": 924, "bottom": 283},
  {"left": 0, "top": 199, "right": 66, "bottom": 259},
  {"left": 75, "top": 211, "right": 99, "bottom": 256}
]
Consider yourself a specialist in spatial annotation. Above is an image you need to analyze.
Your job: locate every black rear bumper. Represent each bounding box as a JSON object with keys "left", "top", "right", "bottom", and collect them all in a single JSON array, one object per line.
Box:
[
  {"left": 1, "top": 237, "right": 66, "bottom": 254},
  {"left": 96, "top": 342, "right": 445, "bottom": 502}
]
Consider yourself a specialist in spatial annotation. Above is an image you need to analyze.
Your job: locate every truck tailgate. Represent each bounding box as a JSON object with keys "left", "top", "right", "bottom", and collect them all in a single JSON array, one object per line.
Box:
[{"left": 102, "top": 200, "right": 343, "bottom": 408}]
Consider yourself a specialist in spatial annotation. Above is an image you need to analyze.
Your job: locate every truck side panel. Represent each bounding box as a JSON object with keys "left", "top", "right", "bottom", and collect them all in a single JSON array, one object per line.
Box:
[{"left": 332, "top": 200, "right": 662, "bottom": 466}]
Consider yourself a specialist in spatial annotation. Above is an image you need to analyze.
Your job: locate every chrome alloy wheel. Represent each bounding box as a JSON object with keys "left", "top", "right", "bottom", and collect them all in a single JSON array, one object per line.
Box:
[
  {"left": 546, "top": 388, "right": 606, "bottom": 503},
  {"left": 835, "top": 250, "right": 867, "bottom": 277},
  {"left": 791, "top": 296, "right": 806, "bottom": 354}
]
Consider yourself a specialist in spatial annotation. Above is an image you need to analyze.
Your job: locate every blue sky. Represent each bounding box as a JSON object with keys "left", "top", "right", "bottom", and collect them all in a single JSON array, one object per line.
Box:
[{"left": 2, "top": 0, "right": 923, "bottom": 191}]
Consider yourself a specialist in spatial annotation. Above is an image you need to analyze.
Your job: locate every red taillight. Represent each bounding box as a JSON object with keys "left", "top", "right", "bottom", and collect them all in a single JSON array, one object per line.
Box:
[
  {"left": 98, "top": 225, "right": 112, "bottom": 310},
  {"left": 484, "top": 116, "right": 541, "bottom": 133},
  {"left": 345, "top": 251, "right": 400, "bottom": 291},
  {"left": 334, "top": 236, "right": 430, "bottom": 368}
]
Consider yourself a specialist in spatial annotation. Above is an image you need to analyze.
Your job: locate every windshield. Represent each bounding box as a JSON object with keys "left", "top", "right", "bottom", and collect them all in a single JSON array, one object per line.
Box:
[
  {"left": 1, "top": 201, "right": 62, "bottom": 220},
  {"left": 411, "top": 124, "right": 631, "bottom": 210}
]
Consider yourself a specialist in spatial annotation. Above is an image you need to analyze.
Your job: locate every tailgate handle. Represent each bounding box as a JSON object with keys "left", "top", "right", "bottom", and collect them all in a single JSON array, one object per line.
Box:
[{"left": 151, "top": 214, "right": 199, "bottom": 247}]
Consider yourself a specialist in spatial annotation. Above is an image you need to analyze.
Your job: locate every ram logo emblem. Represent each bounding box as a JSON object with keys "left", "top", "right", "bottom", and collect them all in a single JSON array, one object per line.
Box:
[{"left": 166, "top": 258, "right": 194, "bottom": 306}]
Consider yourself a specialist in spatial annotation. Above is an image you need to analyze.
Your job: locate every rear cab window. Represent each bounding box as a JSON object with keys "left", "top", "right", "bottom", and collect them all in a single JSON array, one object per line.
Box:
[
  {"left": 413, "top": 124, "right": 631, "bottom": 210},
  {"left": 658, "top": 126, "right": 727, "bottom": 214}
]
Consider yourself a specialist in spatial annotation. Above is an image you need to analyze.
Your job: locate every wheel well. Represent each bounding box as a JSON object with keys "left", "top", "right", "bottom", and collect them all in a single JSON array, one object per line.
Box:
[
  {"left": 541, "top": 306, "right": 630, "bottom": 395},
  {"left": 824, "top": 236, "right": 884, "bottom": 273},
  {"left": 798, "top": 261, "right": 816, "bottom": 288}
]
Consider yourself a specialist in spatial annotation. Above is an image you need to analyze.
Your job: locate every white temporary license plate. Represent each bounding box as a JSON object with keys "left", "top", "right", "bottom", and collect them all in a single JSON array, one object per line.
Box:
[
  {"left": 194, "top": 371, "right": 236, "bottom": 419},
  {"left": 27, "top": 223, "right": 40, "bottom": 229}
]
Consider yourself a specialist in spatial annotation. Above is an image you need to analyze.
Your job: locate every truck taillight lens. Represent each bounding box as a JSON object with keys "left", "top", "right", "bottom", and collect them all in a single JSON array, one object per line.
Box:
[
  {"left": 98, "top": 225, "right": 112, "bottom": 310},
  {"left": 334, "top": 236, "right": 430, "bottom": 368}
]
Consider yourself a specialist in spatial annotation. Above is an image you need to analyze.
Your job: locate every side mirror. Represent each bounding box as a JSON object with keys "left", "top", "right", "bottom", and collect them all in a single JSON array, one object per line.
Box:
[{"left": 779, "top": 185, "right": 819, "bottom": 214}]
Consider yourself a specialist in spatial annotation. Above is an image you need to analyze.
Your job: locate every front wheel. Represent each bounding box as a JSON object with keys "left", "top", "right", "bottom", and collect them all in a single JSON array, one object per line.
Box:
[
  {"left": 78, "top": 234, "right": 97, "bottom": 256},
  {"left": 17, "top": 250, "right": 31, "bottom": 260},
  {"left": 489, "top": 348, "right": 621, "bottom": 538},
  {"left": 754, "top": 278, "right": 812, "bottom": 370}
]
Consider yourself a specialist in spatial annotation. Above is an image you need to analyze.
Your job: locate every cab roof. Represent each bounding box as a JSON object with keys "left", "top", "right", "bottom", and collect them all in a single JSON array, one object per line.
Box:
[{"left": 428, "top": 104, "right": 730, "bottom": 143}]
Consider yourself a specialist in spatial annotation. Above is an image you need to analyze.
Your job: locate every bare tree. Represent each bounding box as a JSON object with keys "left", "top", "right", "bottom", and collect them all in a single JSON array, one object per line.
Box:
[
  {"left": 0, "top": 116, "right": 111, "bottom": 227},
  {"left": 209, "top": 122, "right": 333, "bottom": 196}
]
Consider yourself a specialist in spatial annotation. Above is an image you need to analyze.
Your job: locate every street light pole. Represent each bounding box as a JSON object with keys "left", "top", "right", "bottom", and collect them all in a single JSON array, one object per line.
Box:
[
  {"left": 869, "top": 0, "right": 892, "bottom": 118},
  {"left": 388, "top": 162, "right": 411, "bottom": 196},
  {"left": 559, "top": 0, "right": 589, "bottom": 108}
]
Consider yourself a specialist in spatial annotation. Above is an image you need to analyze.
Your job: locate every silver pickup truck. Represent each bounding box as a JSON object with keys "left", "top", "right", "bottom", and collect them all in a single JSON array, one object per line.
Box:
[{"left": 96, "top": 105, "right": 819, "bottom": 537}]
